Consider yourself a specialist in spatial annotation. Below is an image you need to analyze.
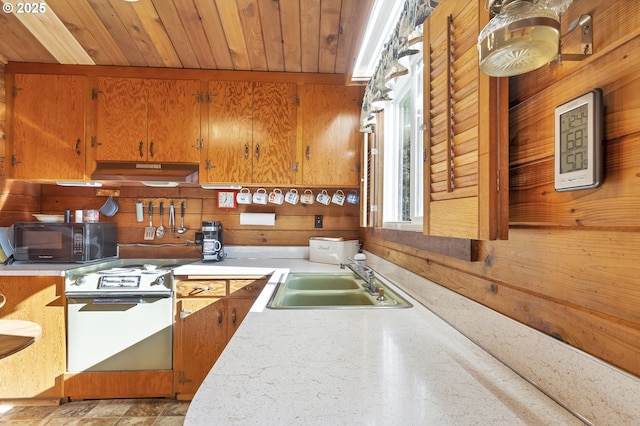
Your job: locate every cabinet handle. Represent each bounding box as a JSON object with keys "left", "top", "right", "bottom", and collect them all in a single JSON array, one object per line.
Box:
[
  {"left": 305, "top": 145, "right": 310, "bottom": 160},
  {"left": 217, "top": 309, "right": 224, "bottom": 326},
  {"left": 91, "top": 88, "right": 102, "bottom": 100},
  {"left": 75, "top": 138, "right": 82, "bottom": 155},
  {"left": 231, "top": 307, "right": 237, "bottom": 326},
  {"left": 139, "top": 141, "right": 144, "bottom": 158},
  {"left": 0, "top": 292, "right": 6, "bottom": 309},
  {"left": 149, "top": 141, "right": 155, "bottom": 158},
  {"left": 255, "top": 143, "right": 260, "bottom": 160},
  {"left": 244, "top": 143, "right": 249, "bottom": 160}
]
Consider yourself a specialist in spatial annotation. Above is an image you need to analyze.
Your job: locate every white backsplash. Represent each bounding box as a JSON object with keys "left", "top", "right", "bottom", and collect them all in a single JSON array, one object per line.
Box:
[
  {"left": 364, "top": 251, "right": 640, "bottom": 426},
  {"left": 224, "top": 245, "right": 309, "bottom": 259}
]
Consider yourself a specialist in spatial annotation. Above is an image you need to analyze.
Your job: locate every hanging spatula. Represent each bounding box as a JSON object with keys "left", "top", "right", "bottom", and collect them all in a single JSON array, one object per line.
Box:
[{"left": 144, "top": 201, "right": 156, "bottom": 240}]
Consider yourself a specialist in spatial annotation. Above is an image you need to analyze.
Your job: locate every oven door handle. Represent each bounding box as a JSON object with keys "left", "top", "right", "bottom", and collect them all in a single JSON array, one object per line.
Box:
[
  {"left": 67, "top": 294, "right": 172, "bottom": 304},
  {"left": 92, "top": 298, "right": 145, "bottom": 305}
]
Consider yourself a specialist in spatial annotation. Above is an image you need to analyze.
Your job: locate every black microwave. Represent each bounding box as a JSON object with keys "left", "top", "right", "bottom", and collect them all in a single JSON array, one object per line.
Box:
[{"left": 13, "top": 222, "right": 118, "bottom": 263}]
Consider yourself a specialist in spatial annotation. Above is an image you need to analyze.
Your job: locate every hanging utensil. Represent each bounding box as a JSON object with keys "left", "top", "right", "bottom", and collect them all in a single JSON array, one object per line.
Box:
[
  {"left": 144, "top": 202, "right": 155, "bottom": 240},
  {"left": 156, "top": 202, "right": 165, "bottom": 238},
  {"left": 169, "top": 201, "right": 175, "bottom": 234},
  {"left": 177, "top": 201, "right": 188, "bottom": 234}
]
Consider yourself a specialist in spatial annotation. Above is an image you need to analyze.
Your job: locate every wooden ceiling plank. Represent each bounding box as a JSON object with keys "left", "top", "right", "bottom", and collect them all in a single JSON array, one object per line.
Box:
[
  {"left": 318, "top": 0, "right": 341, "bottom": 74},
  {"left": 279, "top": 0, "right": 301, "bottom": 73},
  {"left": 2, "top": 0, "right": 94, "bottom": 64},
  {"left": 87, "top": 0, "right": 145, "bottom": 67},
  {"left": 108, "top": 0, "right": 166, "bottom": 67},
  {"left": 48, "top": 0, "right": 129, "bottom": 66},
  {"left": 257, "top": 0, "right": 284, "bottom": 72},
  {"left": 0, "top": 39, "right": 14, "bottom": 64},
  {"left": 151, "top": 0, "right": 200, "bottom": 69},
  {"left": 132, "top": 0, "right": 183, "bottom": 68},
  {"left": 1, "top": 0, "right": 362, "bottom": 77},
  {"left": 193, "top": 0, "right": 233, "bottom": 70},
  {"left": 237, "top": 0, "right": 268, "bottom": 71},
  {"left": 174, "top": 0, "right": 218, "bottom": 69},
  {"left": 334, "top": 0, "right": 357, "bottom": 75},
  {"left": 300, "top": 0, "right": 321, "bottom": 73},
  {"left": 215, "top": 0, "right": 251, "bottom": 70},
  {"left": 0, "top": 12, "right": 57, "bottom": 63}
]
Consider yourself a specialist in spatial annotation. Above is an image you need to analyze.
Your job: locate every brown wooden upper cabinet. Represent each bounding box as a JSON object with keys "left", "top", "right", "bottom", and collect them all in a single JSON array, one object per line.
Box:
[
  {"left": 8, "top": 74, "right": 87, "bottom": 180},
  {"left": 299, "top": 85, "right": 361, "bottom": 186},
  {"left": 423, "top": 1, "right": 508, "bottom": 240},
  {"left": 91, "top": 77, "right": 201, "bottom": 164},
  {"left": 203, "top": 81, "right": 298, "bottom": 185}
]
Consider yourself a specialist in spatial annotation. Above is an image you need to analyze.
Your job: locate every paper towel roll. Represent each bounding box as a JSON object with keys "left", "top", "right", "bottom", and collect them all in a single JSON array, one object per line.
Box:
[{"left": 240, "top": 212, "right": 276, "bottom": 226}]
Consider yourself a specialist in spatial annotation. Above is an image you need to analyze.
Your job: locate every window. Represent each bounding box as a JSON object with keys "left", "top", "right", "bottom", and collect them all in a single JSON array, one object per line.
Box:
[{"left": 381, "top": 56, "right": 424, "bottom": 230}]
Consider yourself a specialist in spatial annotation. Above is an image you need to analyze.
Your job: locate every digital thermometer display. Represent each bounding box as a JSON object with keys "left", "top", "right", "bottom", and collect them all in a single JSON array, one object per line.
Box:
[{"left": 554, "top": 89, "right": 603, "bottom": 191}]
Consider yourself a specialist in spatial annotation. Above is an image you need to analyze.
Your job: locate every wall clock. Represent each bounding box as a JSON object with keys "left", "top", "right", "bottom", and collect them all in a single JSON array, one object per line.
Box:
[
  {"left": 217, "top": 190, "right": 238, "bottom": 209},
  {"left": 554, "top": 88, "right": 604, "bottom": 192}
]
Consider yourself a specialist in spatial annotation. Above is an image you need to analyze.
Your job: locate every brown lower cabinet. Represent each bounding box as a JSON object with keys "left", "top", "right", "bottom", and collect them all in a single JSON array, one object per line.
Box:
[
  {"left": 0, "top": 276, "right": 65, "bottom": 402},
  {"left": 173, "top": 276, "right": 267, "bottom": 400},
  {"left": 0, "top": 274, "right": 265, "bottom": 402}
]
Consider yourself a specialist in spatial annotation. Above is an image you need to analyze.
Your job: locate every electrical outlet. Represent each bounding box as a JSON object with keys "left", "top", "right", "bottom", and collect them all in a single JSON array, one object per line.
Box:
[{"left": 314, "top": 215, "right": 323, "bottom": 228}]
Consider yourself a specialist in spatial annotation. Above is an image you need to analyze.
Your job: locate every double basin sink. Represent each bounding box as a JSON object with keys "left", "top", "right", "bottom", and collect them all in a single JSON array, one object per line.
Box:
[{"left": 266, "top": 272, "right": 412, "bottom": 309}]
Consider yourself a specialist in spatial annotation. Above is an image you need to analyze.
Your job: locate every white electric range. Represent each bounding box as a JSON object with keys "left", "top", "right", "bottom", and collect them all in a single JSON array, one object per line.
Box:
[{"left": 65, "top": 258, "right": 196, "bottom": 372}]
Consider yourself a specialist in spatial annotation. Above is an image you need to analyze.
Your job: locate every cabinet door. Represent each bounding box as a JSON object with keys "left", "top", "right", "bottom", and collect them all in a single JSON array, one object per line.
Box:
[
  {"left": 252, "top": 82, "right": 298, "bottom": 184},
  {"left": 204, "top": 81, "right": 254, "bottom": 183},
  {"left": 93, "top": 77, "right": 148, "bottom": 161},
  {"left": 423, "top": 1, "right": 508, "bottom": 240},
  {"left": 0, "top": 276, "right": 65, "bottom": 399},
  {"left": 226, "top": 297, "right": 255, "bottom": 339},
  {"left": 174, "top": 298, "right": 226, "bottom": 396},
  {"left": 300, "top": 85, "right": 361, "bottom": 186},
  {"left": 10, "top": 74, "right": 86, "bottom": 180},
  {"left": 146, "top": 79, "right": 201, "bottom": 163}
]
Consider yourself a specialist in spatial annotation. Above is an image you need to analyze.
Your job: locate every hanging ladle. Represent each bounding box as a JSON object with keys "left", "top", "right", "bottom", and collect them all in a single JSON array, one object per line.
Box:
[
  {"left": 177, "top": 201, "right": 188, "bottom": 234},
  {"left": 156, "top": 202, "right": 165, "bottom": 239}
]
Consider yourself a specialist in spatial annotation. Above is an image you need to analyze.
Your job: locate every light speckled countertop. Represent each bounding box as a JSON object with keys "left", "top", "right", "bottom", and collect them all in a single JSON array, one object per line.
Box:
[
  {"left": 183, "top": 257, "right": 583, "bottom": 425},
  {"left": 0, "top": 262, "right": 81, "bottom": 276}
]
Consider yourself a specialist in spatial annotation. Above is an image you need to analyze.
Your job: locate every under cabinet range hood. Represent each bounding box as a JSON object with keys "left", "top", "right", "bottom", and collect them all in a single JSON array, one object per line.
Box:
[{"left": 91, "top": 162, "right": 199, "bottom": 183}]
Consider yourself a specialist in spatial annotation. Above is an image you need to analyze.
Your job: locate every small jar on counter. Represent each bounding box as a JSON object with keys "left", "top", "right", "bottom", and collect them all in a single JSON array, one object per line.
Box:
[{"left": 83, "top": 210, "right": 99, "bottom": 223}]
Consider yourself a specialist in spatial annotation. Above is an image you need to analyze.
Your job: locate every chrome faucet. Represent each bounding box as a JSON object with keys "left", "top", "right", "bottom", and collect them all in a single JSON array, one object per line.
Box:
[{"left": 341, "top": 258, "right": 378, "bottom": 295}]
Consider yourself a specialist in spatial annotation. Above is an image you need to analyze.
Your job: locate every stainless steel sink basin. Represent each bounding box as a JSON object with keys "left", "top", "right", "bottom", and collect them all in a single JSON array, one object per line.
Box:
[{"left": 266, "top": 273, "right": 412, "bottom": 309}]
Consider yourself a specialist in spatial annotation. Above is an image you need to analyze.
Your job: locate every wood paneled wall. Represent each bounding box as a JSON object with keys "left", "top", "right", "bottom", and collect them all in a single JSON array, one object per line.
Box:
[
  {"left": 362, "top": 0, "right": 640, "bottom": 378},
  {"left": 1, "top": 63, "right": 5, "bottom": 176},
  {"left": 37, "top": 184, "right": 359, "bottom": 259}
]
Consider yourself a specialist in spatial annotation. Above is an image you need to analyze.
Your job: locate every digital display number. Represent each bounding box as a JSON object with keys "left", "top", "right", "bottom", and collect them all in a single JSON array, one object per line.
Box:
[{"left": 559, "top": 103, "right": 588, "bottom": 174}]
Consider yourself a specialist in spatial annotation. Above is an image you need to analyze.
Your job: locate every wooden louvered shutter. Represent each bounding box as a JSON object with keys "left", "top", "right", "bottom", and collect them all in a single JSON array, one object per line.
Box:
[{"left": 423, "top": 0, "right": 508, "bottom": 240}]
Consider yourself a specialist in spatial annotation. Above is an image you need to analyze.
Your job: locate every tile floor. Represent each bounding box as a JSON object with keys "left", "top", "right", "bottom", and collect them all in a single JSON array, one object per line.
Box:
[{"left": 0, "top": 398, "right": 189, "bottom": 425}]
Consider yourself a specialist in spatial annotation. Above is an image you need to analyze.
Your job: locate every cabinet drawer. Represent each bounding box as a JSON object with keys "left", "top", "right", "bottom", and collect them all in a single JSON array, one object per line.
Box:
[
  {"left": 175, "top": 279, "right": 227, "bottom": 297},
  {"left": 229, "top": 279, "right": 268, "bottom": 297}
]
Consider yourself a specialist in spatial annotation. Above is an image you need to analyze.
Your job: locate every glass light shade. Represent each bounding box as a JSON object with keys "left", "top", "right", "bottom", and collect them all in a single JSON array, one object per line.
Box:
[{"left": 478, "top": 0, "right": 560, "bottom": 77}]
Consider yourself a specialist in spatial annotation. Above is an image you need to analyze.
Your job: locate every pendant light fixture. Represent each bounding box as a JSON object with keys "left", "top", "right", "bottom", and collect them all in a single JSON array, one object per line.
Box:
[{"left": 478, "top": 0, "right": 561, "bottom": 77}]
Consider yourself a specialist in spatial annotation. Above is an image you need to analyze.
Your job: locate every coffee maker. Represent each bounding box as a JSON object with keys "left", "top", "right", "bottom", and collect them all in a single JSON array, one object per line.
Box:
[{"left": 201, "top": 221, "right": 226, "bottom": 262}]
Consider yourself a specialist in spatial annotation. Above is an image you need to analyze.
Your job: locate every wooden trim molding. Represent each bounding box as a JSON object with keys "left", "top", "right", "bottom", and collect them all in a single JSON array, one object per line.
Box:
[
  {"left": 5, "top": 62, "right": 347, "bottom": 86},
  {"left": 361, "top": 227, "right": 478, "bottom": 262}
]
